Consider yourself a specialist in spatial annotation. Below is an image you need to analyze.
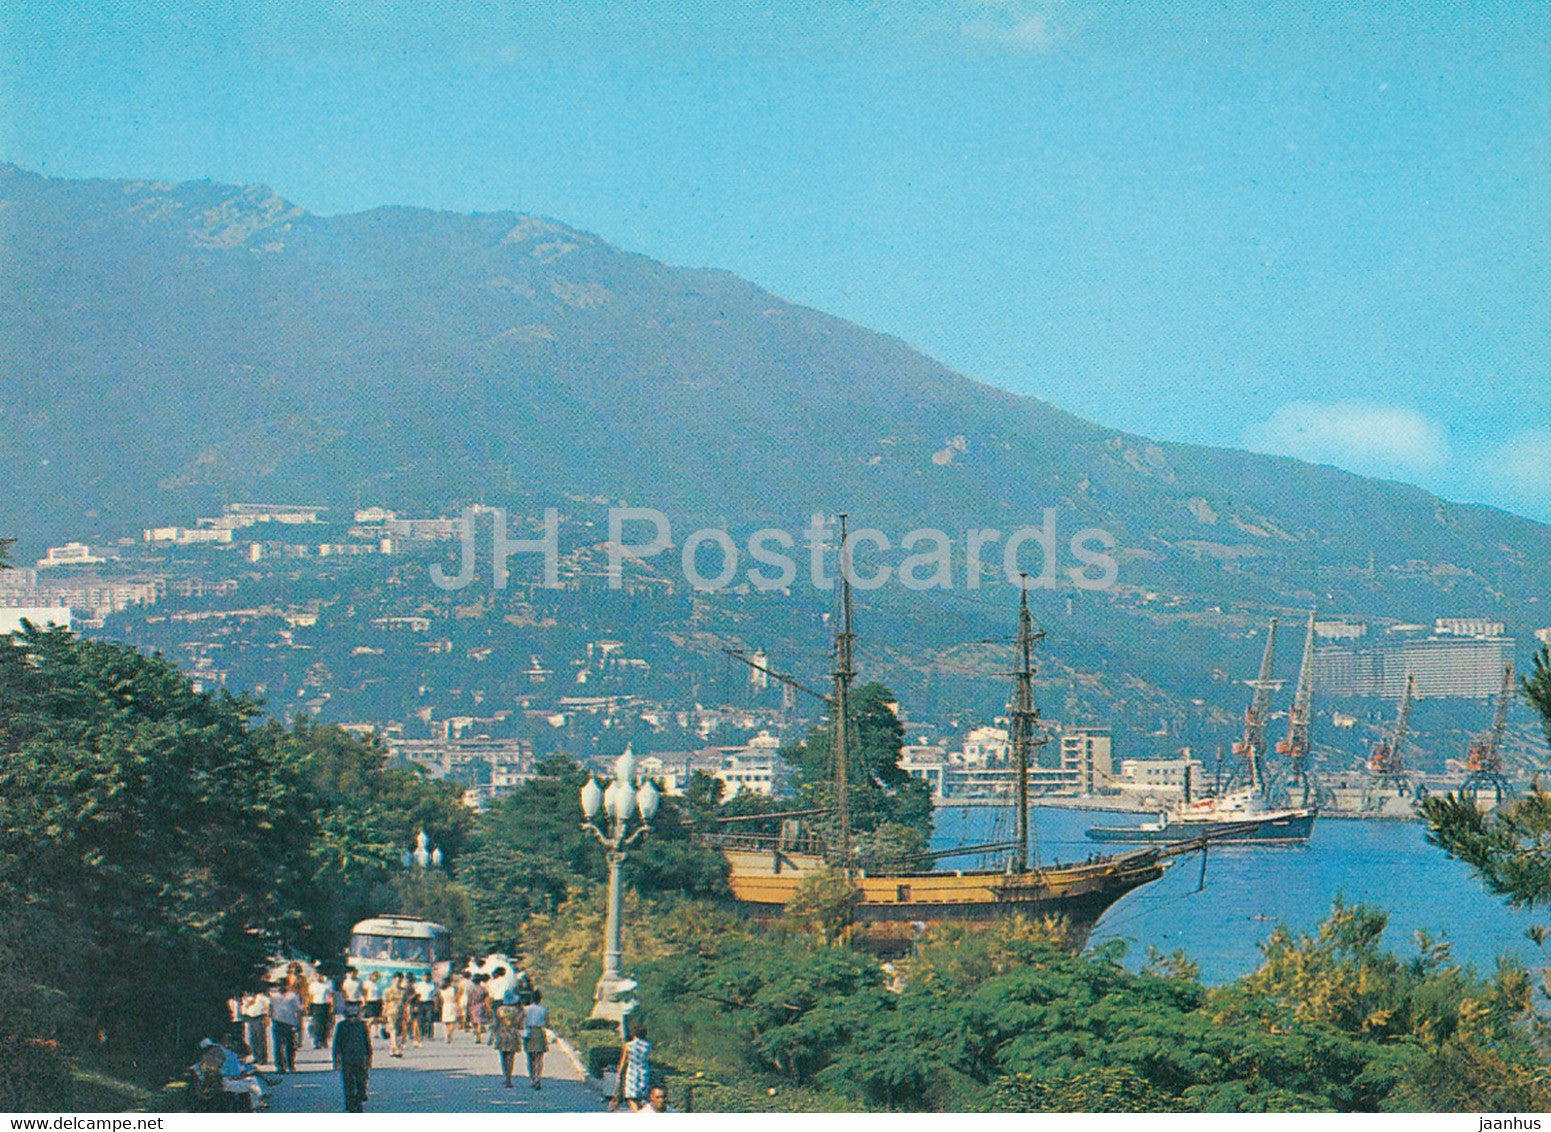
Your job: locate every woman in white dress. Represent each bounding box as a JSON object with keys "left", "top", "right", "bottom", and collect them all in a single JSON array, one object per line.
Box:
[{"left": 439, "top": 977, "right": 460, "bottom": 1043}]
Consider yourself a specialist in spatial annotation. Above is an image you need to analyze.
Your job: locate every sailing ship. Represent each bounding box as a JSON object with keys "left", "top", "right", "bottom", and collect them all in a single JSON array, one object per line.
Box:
[
  {"left": 1086, "top": 615, "right": 1319, "bottom": 846},
  {"left": 711, "top": 517, "right": 1168, "bottom": 956}
]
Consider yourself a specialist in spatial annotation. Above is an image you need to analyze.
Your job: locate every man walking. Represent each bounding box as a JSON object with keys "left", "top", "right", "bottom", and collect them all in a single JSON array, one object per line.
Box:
[
  {"left": 307, "top": 969, "right": 334, "bottom": 1049},
  {"left": 269, "top": 981, "right": 302, "bottom": 1074},
  {"left": 332, "top": 1001, "right": 373, "bottom": 1113},
  {"left": 362, "top": 971, "right": 385, "bottom": 1038},
  {"left": 413, "top": 971, "right": 437, "bottom": 1046},
  {"left": 241, "top": 989, "right": 271, "bottom": 1066}
]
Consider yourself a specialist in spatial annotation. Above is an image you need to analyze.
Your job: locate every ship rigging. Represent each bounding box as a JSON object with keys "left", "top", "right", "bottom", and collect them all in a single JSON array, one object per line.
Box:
[{"left": 714, "top": 515, "right": 1168, "bottom": 955}]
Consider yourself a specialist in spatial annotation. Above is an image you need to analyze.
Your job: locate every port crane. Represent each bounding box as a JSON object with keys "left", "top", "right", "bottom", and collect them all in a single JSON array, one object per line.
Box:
[
  {"left": 1231, "top": 618, "right": 1279, "bottom": 799},
  {"left": 1462, "top": 662, "right": 1514, "bottom": 804},
  {"left": 1365, "top": 672, "right": 1414, "bottom": 806},
  {"left": 1273, "top": 610, "right": 1320, "bottom": 807}
]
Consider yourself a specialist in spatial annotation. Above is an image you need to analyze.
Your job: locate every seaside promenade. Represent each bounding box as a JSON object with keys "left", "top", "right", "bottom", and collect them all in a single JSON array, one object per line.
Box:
[{"left": 264, "top": 1031, "right": 599, "bottom": 1114}]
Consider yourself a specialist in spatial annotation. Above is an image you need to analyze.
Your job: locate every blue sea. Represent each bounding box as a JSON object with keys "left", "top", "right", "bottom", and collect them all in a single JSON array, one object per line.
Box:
[{"left": 931, "top": 804, "right": 1545, "bottom": 984}]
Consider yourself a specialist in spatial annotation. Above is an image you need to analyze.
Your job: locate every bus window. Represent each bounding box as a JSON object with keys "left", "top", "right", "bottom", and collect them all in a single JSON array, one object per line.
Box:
[
  {"left": 431, "top": 933, "right": 450, "bottom": 963},
  {"left": 389, "top": 937, "right": 430, "bottom": 963},
  {"left": 351, "top": 933, "right": 395, "bottom": 961}
]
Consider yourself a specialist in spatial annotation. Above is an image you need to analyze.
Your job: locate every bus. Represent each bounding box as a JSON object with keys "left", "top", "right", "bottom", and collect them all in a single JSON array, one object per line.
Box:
[{"left": 345, "top": 915, "right": 451, "bottom": 982}]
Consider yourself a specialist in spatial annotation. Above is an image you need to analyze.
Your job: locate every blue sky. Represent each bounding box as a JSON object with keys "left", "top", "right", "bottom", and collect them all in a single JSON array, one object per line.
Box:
[{"left": 3, "top": 1, "right": 1547, "bottom": 520}]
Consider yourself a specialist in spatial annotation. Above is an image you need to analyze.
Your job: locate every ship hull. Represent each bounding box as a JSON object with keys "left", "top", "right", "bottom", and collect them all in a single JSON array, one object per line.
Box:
[
  {"left": 719, "top": 846, "right": 1165, "bottom": 956},
  {"left": 1085, "top": 809, "right": 1317, "bottom": 845}
]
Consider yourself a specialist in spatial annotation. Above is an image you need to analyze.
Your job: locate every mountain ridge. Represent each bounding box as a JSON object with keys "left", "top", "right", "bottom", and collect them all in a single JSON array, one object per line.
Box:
[{"left": 1, "top": 162, "right": 1548, "bottom": 632}]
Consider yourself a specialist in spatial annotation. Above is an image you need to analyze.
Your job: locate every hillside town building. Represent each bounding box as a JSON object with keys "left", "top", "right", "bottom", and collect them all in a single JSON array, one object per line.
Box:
[{"left": 1314, "top": 621, "right": 1515, "bottom": 698}]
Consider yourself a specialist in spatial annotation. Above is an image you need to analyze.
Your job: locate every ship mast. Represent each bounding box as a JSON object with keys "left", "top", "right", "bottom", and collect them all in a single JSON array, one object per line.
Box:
[
  {"left": 832, "top": 514, "right": 856, "bottom": 875},
  {"left": 1008, "top": 579, "right": 1044, "bottom": 872}
]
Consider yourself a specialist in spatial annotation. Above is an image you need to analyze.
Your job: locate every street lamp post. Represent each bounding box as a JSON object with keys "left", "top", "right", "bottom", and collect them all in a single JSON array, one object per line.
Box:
[
  {"left": 580, "top": 745, "right": 659, "bottom": 1021},
  {"left": 400, "top": 829, "right": 443, "bottom": 872}
]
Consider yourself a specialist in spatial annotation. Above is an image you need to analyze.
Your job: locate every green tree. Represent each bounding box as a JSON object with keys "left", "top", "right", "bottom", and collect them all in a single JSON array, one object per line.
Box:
[
  {"left": 784, "top": 682, "right": 933, "bottom": 842},
  {"left": 0, "top": 626, "right": 309, "bottom": 1084},
  {"left": 651, "top": 934, "right": 884, "bottom": 1085},
  {"left": 0, "top": 627, "right": 474, "bottom": 1105},
  {"left": 279, "top": 719, "right": 473, "bottom": 960},
  {"left": 385, "top": 868, "right": 476, "bottom": 945},
  {"left": 457, "top": 756, "right": 601, "bottom": 951},
  {"left": 783, "top": 868, "right": 862, "bottom": 945},
  {"left": 624, "top": 782, "right": 731, "bottom": 900},
  {"left": 1523, "top": 644, "right": 1551, "bottom": 747},
  {"left": 1422, "top": 788, "right": 1551, "bottom": 910},
  {"left": 527, "top": 891, "right": 1551, "bottom": 1113},
  {"left": 457, "top": 754, "right": 727, "bottom": 953},
  {"left": 854, "top": 821, "right": 929, "bottom": 872},
  {"left": 988, "top": 1065, "right": 1176, "bottom": 1113},
  {"left": 0, "top": 876, "right": 84, "bottom": 1109}
]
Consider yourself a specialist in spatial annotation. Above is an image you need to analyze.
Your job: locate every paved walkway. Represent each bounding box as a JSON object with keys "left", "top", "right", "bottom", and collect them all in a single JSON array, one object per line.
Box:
[{"left": 265, "top": 1028, "right": 602, "bottom": 1114}]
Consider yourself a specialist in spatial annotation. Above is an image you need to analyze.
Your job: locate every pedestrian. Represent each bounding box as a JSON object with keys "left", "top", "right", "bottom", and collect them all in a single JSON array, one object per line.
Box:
[
  {"left": 521, "top": 989, "right": 549, "bottom": 1091},
  {"left": 638, "top": 1084, "right": 668, "bottom": 1114},
  {"left": 308, "top": 969, "right": 334, "bottom": 1049},
  {"left": 268, "top": 980, "right": 302, "bottom": 1074},
  {"left": 466, "top": 974, "right": 491, "bottom": 1044},
  {"left": 292, "top": 969, "right": 313, "bottom": 1044},
  {"left": 491, "top": 992, "right": 525, "bottom": 1088},
  {"left": 485, "top": 967, "right": 511, "bottom": 1044},
  {"left": 382, "top": 973, "right": 407, "bottom": 1058},
  {"left": 332, "top": 1001, "right": 373, "bottom": 1113},
  {"left": 454, "top": 971, "right": 469, "bottom": 1033},
  {"left": 341, "top": 967, "right": 362, "bottom": 1007},
  {"left": 511, "top": 962, "right": 534, "bottom": 1007},
  {"left": 397, "top": 974, "right": 416, "bottom": 1052},
  {"left": 361, "top": 972, "right": 384, "bottom": 1038},
  {"left": 618, "top": 1021, "right": 651, "bottom": 1111},
  {"left": 487, "top": 965, "right": 511, "bottom": 1005},
  {"left": 439, "top": 977, "right": 460, "bottom": 1044},
  {"left": 413, "top": 971, "right": 437, "bottom": 1046},
  {"left": 241, "top": 989, "right": 271, "bottom": 1066},
  {"left": 404, "top": 976, "right": 421, "bottom": 1048}
]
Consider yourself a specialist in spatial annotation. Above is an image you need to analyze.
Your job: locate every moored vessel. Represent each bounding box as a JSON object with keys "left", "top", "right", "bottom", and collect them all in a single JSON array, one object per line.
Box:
[
  {"left": 712, "top": 523, "right": 1168, "bottom": 956},
  {"left": 1086, "top": 787, "right": 1316, "bottom": 845},
  {"left": 1088, "top": 615, "right": 1319, "bottom": 847}
]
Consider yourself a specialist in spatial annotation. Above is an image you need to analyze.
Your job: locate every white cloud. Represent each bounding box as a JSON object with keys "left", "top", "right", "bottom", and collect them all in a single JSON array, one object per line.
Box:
[
  {"left": 1488, "top": 428, "right": 1551, "bottom": 502},
  {"left": 1245, "top": 404, "right": 1550, "bottom": 520},
  {"left": 960, "top": 1, "right": 1063, "bottom": 52},
  {"left": 1243, "top": 401, "right": 1452, "bottom": 476}
]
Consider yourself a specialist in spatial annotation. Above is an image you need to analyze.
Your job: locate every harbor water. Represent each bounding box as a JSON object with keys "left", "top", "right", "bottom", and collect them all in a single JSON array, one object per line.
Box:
[{"left": 931, "top": 804, "right": 1545, "bottom": 984}]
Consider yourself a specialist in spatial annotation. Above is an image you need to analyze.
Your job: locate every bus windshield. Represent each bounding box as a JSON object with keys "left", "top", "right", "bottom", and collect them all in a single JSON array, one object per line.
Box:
[{"left": 350, "top": 933, "right": 432, "bottom": 964}]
